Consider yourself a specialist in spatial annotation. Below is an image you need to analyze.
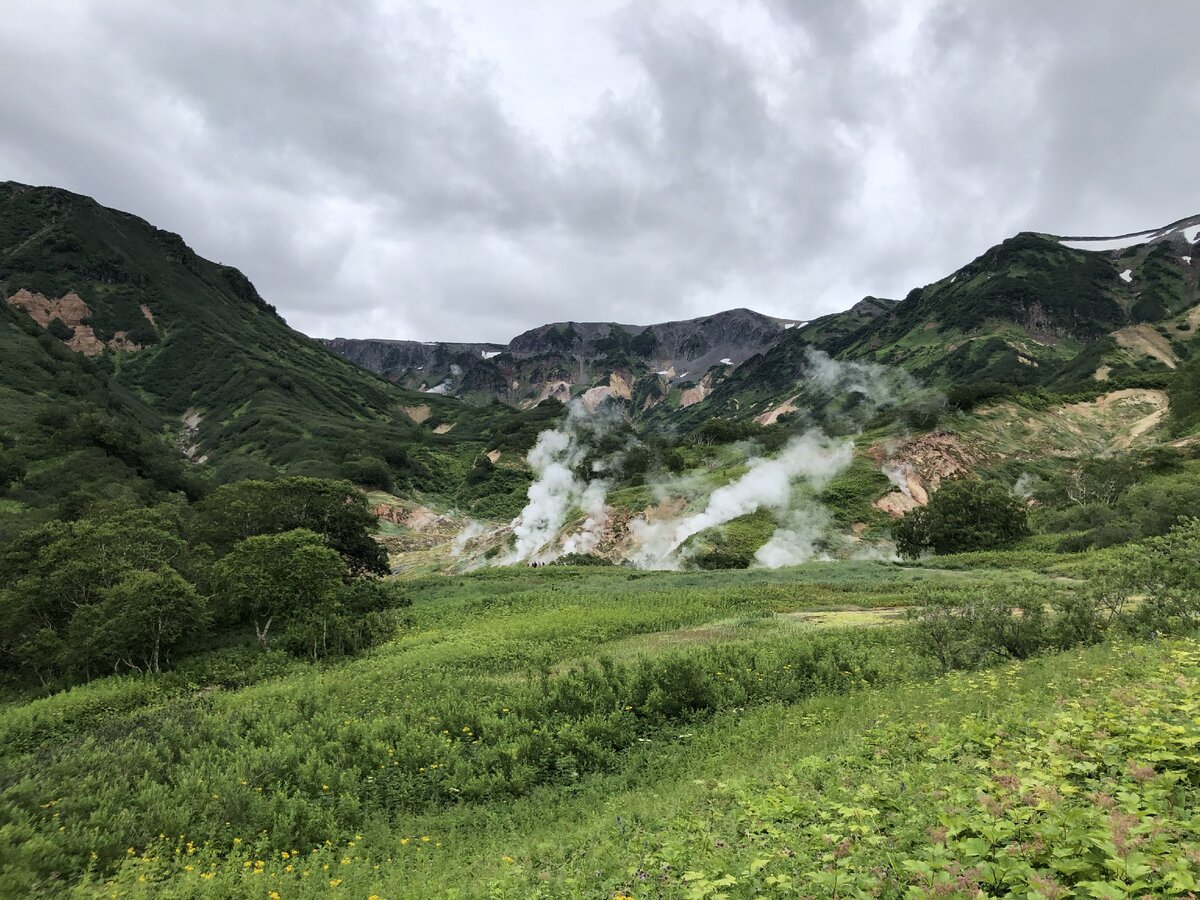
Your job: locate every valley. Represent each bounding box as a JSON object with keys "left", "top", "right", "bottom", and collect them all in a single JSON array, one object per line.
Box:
[{"left": 2, "top": 184, "right": 1200, "bottom": 897}]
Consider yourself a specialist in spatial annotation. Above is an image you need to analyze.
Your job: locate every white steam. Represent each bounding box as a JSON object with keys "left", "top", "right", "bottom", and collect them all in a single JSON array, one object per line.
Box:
[
  {"left": 506, "top": 401, "right": 618, "bottom": 563},
  {"left": 628, "top": 431, "right": 853, "bottom": 569},
  {"left": 450, "top": 519, "right": 487, "bottom": 556},
  {"left": 753, "top": 505, "right": 833, "bottom": 569}
]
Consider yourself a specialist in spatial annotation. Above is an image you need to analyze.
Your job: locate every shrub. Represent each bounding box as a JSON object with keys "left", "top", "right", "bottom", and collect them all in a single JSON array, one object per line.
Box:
[
  {"left": 906, "top": 583, "right": 1050, "bottom": 672},
  {"left": 893, "top": 478, "right": 1028, "bottom": 558}
]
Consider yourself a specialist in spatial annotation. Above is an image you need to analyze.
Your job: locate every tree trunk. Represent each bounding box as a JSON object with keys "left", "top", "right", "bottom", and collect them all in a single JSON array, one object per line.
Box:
[{"left": 255, "top": 615, "right": 274, "bottom": 650}]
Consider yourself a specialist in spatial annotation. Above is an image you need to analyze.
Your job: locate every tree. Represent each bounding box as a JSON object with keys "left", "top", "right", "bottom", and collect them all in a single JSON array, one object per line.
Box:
[
  {"left": 213, "top": 528, "right": 347, "bottom": 650},
  {"left": 69, "top": 568, "right": 207, "bottom": 673},
  {"left": 0, "top": 508, "right": 191, "bottom": 681},
  {"left": 191, "top": 477, "right": 388, "bottom": 576},
  {"left": 275, "top": 577, "right": 408, "bottom": 660},
  {"left": 893, "top": 478, "right": 1028, "bottom": 558},
  {"left": 47, "top": 317, "right": 75, "bottom": 341}
]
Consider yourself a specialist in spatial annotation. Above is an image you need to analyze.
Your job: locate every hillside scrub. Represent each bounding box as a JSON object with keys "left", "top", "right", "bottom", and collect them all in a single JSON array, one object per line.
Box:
[
  {"left": 0, "top": 478, "right": 404, "bottom": 687},
  {"left": 906, "top": 517, "right": 1200, "bottom": 672},
  {"left": 892, "top": 477, "right": 1029, "bottom": 557}
]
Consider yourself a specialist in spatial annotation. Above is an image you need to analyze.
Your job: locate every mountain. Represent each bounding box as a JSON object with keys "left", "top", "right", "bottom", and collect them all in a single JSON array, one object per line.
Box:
[
  {"left": 324, "top": 308, "right": 802, "bottom": 409},
  {"left": 675, "top": 216, "right": 1200, "bottom": 426},
  {"left": 328, "top": 215, "right": 1199, "bottom": 425},
  {"left": 0, "top": 182, "right": 559, "bottom": 528}
]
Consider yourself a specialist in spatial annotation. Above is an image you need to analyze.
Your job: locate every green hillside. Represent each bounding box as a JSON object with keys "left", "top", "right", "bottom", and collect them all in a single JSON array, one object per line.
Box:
[{"left": 0, "top": 182, "right": 556, "bottom": 503}]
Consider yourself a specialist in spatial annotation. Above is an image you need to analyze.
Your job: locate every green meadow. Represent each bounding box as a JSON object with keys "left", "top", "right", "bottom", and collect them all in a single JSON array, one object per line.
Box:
[{"left": 1, "top": 557, "right": 1197, "bottom": 898}]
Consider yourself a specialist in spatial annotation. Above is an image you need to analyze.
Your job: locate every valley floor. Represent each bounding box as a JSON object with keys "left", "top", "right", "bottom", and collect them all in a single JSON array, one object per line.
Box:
[{"left": 1, "top": 562, "right": 1197, "bottom": 897}]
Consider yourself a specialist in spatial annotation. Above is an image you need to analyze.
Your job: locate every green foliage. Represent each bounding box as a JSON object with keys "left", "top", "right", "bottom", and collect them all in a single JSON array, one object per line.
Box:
[
  {"left": 46, "top": 316, "right": 74, "bottom": 341},
  {"left": 1169, "top": 351, "right": 1200, "bottom": 435},
  {"left": 190, "top": 477, "right": 388, "bottom": 576},
  {"left": 893, "top": 478, "right": 1029, "bottom": 557},
  {"left": 213, "top": 529, "right": 348, "bottom": 650},
  {"left": 341, "top": 455, "right": 393, "bottom": 492},
  {"left": 68, "top": 568, "right": 207, "bottom": 674},
  {"left": 906, "top": 581, "right": 1052, "bottom": 672},
  {"left": 818, "top": 456, "right": 891, "bottom": 525}
]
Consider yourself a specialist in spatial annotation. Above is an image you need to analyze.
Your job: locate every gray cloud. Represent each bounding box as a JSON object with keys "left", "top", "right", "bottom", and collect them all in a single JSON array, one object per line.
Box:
[{"left": 1, "top": 1, "right": 1196, "bottom": 342}]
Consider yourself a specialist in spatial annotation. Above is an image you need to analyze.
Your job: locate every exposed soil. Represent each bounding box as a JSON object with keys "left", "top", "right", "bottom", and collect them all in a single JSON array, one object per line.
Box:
[
  {"left": 6, "top": 289, "right": 143, "bottom": 357},
  {"left": 868, "top": 432, "right": 979, "bottom": 518},
  {"left": 1112, "top": 324, "right": 1179, "bottom": 369}
]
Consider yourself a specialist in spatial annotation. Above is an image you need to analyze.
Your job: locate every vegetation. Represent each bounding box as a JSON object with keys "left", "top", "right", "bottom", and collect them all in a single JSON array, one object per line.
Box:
[
  {"left": 893, "top": 478, "right": 1029, "bottom": 558},
  {"left": 4, "top": 180, "right": 1200, "bottom": 897},
  {"left": 0, "top": 478, "right": 405, "bottom": 687}
]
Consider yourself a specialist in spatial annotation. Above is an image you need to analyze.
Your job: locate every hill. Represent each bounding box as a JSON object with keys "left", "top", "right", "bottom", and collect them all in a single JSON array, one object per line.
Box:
[{"left": 0, "top": 182, "right": 559, "bottom": 519}]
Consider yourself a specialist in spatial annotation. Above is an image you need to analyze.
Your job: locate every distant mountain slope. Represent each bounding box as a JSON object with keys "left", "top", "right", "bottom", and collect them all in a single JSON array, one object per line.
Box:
[
  {"left": 0, "top": 182, "right": 550, "bottom": 497},
  {"left": 680, "top": 217, "right": 1199, "bottom": 426},
  {"left": 324, "top": 308, "right": 802, "bottom": 408},
  {"left": 330, "top": 215, "right": 1198, "bottom": 424}
]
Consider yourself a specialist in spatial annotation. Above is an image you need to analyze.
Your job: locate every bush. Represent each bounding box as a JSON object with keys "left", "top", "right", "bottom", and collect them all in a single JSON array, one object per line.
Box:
[
  {"left": 893, "top": 478, "right": 1028, "bottom": 558},
  {"left": 906, "top": 582, "right": 1050, "bottom": 672},
  {"left": 342, "top": 456, "right": 393, "bottom": 491}
]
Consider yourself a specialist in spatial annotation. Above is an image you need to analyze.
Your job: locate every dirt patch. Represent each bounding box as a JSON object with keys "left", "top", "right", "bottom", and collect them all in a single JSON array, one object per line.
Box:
[
  {"left": 139, "top": 303, "right": 157, "bottom": 328},
  {"left": 608, "top": 372, "right": 632, "bottom": 401},
  {"left": 6, "top": 289, "right": 142, "bottom": 356},
  {"left": 402, "top": 405, "right": 431, "bottom": 424},
  {"left": 679, "top": 377, "right": 711, "bottom": 408},
  {"left": 1113, "top": 324, "right": 1179, "bottom": 369},
  {"left": 755, "top": 394, "right": 800, "bottom": 426},
  {"left": 537, "top": 381, "right": 572, "bottom": 404},
  {"left": 580, "top": 385, "right": 614, "bottom": 411},
  {"left": 486, "top": 450, "right": 502, "bottom": 464},
  {"left": 180, "top": 409, "right": 206, "bottom": 464},
  {"left": 433, "top": 423, "right": 455, "bottom": 434}
]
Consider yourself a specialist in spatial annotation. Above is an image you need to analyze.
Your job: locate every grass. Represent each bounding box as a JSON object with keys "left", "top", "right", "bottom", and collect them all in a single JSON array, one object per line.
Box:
[
  {"left": 67, "top": 635, "right": 1200, "bottom": 898},
  {"left": 0, "top": 559, "right": 1123, "bottom": 897}
]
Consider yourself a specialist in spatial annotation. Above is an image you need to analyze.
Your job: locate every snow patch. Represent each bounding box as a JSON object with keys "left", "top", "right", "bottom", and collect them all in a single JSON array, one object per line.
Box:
[
  {"left": 1061, "top": 232, "right": 1157, "bottom": 252},
  {"left": 1183, "top": 256, "right": 1193, "bottom": 265},
  {"left": 719, "top": 357, "right": 733, "bottom": 365},
  {"left": 424, "top": 382, "right": 451, "bottom": 395},
  {"left": 482, "top": 350, "right": 501, "bottom": 359},
  {"left": 1119, "top": 269, "right": 1133, "bottom": 283},
  {"left": 1185, "top": 225, "right": 1200, "bottom": 243}
]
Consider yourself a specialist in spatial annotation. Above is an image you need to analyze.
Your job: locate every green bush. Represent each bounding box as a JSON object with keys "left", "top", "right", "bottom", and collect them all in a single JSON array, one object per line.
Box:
[{"left": 893, "top": 478, "right": 1028, "bottom": 557}]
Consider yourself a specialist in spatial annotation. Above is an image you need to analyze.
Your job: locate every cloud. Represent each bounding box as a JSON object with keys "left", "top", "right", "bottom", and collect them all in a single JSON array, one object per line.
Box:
[{"left": 1, "top": 1, "right": 1195, "bottom": 343}]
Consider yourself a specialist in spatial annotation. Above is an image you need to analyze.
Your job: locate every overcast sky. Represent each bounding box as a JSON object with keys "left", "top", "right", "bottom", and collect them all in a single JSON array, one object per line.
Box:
[{"left": 2, "top": 1, "right": 1197, "bottom": 342}]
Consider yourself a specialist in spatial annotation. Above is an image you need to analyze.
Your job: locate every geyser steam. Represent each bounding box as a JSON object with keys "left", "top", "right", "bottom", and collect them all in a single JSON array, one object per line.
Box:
[
  {"left": 506, "top": 401, "right": 619, "bottom": 563},
  {"left": 628, "top": 431, "right": 853, "bottom": 569}
]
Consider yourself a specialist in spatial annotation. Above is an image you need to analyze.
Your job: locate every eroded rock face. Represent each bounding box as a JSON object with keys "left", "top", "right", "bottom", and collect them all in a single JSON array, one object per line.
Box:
[
  {"left": 6, "top": 289, "right": 144, "bottom": 356},
  {"left": 869, "top": 432, "right": 979, "bottom": 518}
]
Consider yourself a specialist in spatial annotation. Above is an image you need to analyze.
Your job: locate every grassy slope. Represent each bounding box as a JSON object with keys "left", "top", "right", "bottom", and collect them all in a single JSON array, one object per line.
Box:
[
  {"left": 681, "top": 233, "right": 1197, "bottom": 429},
  {"left": 0, "top": 182, "right": 559, "bottom": 501},
  {"left": 0, "top": 560, "right": 1137, "bottom": 897},
  {"left": 0, "top": 299, "right": 198, "bottom": 538}
]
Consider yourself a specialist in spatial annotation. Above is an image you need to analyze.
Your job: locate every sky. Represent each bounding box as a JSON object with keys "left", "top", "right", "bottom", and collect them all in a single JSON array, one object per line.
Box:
[{"left": 2, "top": 1, "right": 1197, "bottom": 343}]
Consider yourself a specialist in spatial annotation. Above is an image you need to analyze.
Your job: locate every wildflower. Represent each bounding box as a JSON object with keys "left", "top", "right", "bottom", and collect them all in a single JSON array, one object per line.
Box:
[
  {"left": 341, "top": 857, "right": 351, "bottom": 865},
  {"left": 502, "top": 855, "right": 514, "bottom": 863},
  {"left": 329, "top": 878, "right": 342, "bottom": 888},
  {"left": 421, "top": 836, "right": 430, "bottom": 843},
  {"left": 400, "top": 838, "right": 410, "bottom": 845},
  {"left": 269, "top": 893, "right": 281, "bottom": 900}
]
